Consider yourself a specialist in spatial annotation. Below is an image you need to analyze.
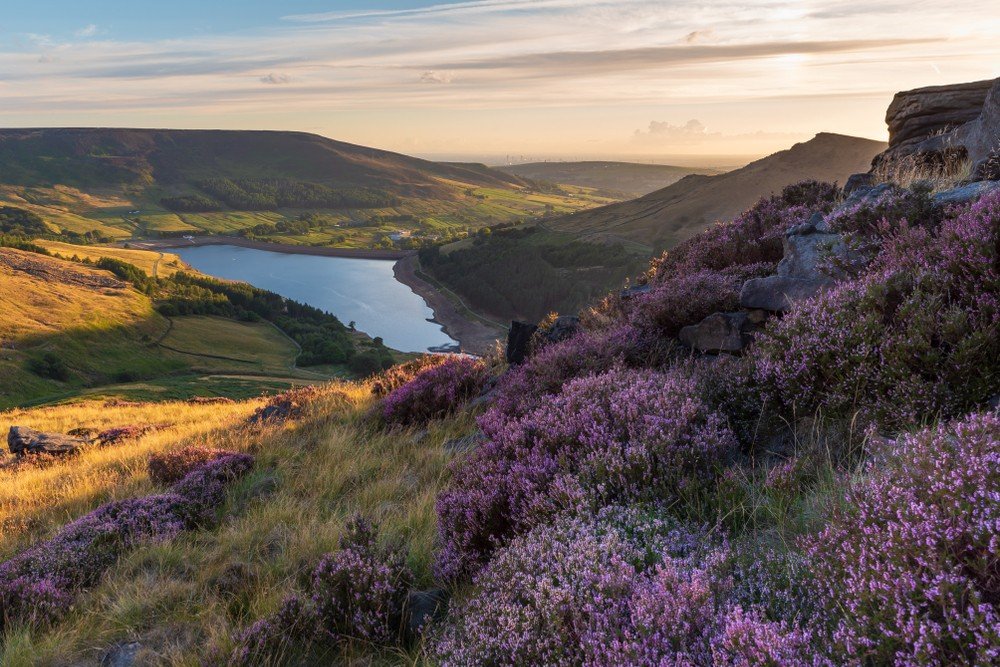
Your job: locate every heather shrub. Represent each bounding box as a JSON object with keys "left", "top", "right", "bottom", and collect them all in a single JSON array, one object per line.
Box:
[
  {"left": 380, "top": 355, "right": 487, "bottom": 426},
  {"left": 370, "top": 354, "right": 450, "bottom": 397},
  {"left": 433, "top": 506, "right": 818, "bottom": 666},
  {"left": 0, "top": 453, "right": 253, "bottom": 631},
  {"left": 755, "top": 192, "right": 1000, "bottom": 430},
  {"left": 148, "top": 446, "right": 235, "bottom": 485},
  {"left": 804, "top": 412, "right": 1000, "bottom": 665},
  {"left": 435, "top": 366, "right": 737, "bottom": 580},
  {"left": 648, "top": 181, "right": 836, "bottom": 280},
  {"left": 228, "top": 516, "right": 413, "bottom": 664},
  {"left": 490, "top": 323, "right": 671, "bottom": 418}
]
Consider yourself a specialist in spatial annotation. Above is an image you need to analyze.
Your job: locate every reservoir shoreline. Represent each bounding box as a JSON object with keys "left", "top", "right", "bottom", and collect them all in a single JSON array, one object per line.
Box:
[{"left": 142, "top": 237, "right": 502, "bottom": 355}]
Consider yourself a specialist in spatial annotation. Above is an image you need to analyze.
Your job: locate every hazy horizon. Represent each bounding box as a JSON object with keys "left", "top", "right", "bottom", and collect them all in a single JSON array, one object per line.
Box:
[{"left": 1, "top": 0, "right": 998, "bottom": 159}]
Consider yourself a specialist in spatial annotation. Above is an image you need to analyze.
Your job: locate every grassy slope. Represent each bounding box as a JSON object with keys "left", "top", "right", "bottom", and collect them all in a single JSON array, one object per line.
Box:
[
  {"left": 544, "top": 133, "right": 887, "bottom": 252},
  {"left": 37, "top": 240, "right": 189, "bottom": 278},
  {"left": 0, "top": 385, "right": 462, "bottom": 664},
  {"left": 0, "top": 129, "right": 616, "bottom": 248},
  {"left": 0, "top": 248, "right": 329, "bottom": 409},
  {"left": 496, "top": 161, "right": 725, "bottom": 197}
]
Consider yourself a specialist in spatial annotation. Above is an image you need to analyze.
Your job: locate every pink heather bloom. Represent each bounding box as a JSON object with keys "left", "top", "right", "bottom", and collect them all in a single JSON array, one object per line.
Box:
[
  {"left": 380, "top": 355, "right": 487, "bottom": 426},
  {"left": 436, "top": 366, "right": 737, "bottom": 580},
  {"left": 804, "top": 412, "right": 1000, "bottom": 665}
]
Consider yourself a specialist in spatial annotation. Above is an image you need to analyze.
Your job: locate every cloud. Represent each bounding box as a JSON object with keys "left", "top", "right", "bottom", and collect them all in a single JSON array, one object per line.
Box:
[
  {"left": 684, "top": 29, "right": 714, "bottom": 44},
  {"left": 75, "top": 24, "right": 99, "bottom": 38},
  {"left": 633, "top": 119, "right": 715, "bottom": 144},
  {"left": 260, "top": 73, "right": 292, "bottom": 85},
  {"left": 421, "top": 38, "right": 942, "bottom": 76},
  {"left": 419, "top": 70, "right": 453, "bottom": 84},
  {"left": 283, "top": 0, "right": 608, "bottom": 23}
]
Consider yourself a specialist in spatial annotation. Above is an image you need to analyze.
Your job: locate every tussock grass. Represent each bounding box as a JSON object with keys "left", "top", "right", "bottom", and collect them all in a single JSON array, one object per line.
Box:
[{"left": 0, "top": 380, "right": 467, "bottom": 664}]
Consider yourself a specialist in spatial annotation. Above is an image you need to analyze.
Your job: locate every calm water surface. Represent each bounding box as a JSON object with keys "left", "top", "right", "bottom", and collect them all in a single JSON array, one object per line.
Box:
[{"left": 174, "top": 245, "right": 456, "bottom": 353}]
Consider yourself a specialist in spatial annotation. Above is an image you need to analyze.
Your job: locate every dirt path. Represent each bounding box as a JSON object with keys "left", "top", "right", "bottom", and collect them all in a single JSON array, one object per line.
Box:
[{"left": 393, "top": 255, "right": 505, "bottom": 356}]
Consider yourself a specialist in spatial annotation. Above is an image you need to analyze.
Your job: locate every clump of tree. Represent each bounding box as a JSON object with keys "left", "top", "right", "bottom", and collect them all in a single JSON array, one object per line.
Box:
[
  {"left": 193, "top": 178, "right": 399, "bottom": 211},
  {"left": 419, "top": 227, "right": 643, "bottom": 322},
  {"left": 0, "top": 206, "right": 48, "bottom": 236},
  {"left": 160, "top": 195, "right": 223, "bottom": 212}
]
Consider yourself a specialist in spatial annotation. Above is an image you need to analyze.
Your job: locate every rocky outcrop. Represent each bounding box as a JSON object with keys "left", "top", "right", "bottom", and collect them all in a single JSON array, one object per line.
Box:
[
  {"left": 7, "top": 426, "right": 86, "bottom": 456},
  {"left": 875, "top": 77, "right": 1000, "bottom": 181},
  {"left": 738, "top": 213, "right": 857, "bottom": 313},
  {"left": 536, "top": 316, "right": 581, "bottom": 346},
  {"left": 679, "top": 311, "right": 767, "bottom": 353},
  {"left": 506, "top": 321, "right": 538, "bottom": 365}
]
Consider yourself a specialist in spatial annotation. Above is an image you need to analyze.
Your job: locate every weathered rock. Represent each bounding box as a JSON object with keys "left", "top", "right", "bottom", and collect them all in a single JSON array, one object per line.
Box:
[
  {"left": 7, "top": 426, "right": 86, "bottom": 457},
  {"left": 883, "top": 79, "right": 993, "bottom": 154},
  {"left": 100, "top": 642, "right": 142, "bottom": 667},
  {"left": 506, "top": 320, "right": 537, "bottom": 365},
  {"left": 914, "top": 78, "right": 1000, "bottom": 181},
  {"left": 739, "top": 276, "right": 831, "bottom": 312},
  {"left": 678, "top": 312, "right": 754, "bottom": 353},
  {"left": 932, "top": 180, "right": 1000, "bottom": 206},
  {"left": 537, "top": 316, "right": 581, "bottom": 345},
  {"left": 404, "top": 588, "right": 450, "bottom": 643},
  {"left": 444, "top": 431, "right": 485, "bottom": 454},
  {"left": 843, "top": 172, "right": 874, "bottom": 196}
]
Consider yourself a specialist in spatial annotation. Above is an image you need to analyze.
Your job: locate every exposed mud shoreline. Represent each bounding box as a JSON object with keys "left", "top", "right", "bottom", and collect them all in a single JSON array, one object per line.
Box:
[{"left": 393, "top": 255, "right": 505, "bottom": 356}]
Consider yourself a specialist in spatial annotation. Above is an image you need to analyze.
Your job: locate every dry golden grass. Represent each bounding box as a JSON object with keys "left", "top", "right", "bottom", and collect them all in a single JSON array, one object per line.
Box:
[
  {"left": 871, "top": 152, "right": 974, "bottom": 192},
  {"left": 37, "top": 240, "right": 191, "bottom": 278},
  {"left": 0, "top": 380, "right": 466, "bottom": 665}
]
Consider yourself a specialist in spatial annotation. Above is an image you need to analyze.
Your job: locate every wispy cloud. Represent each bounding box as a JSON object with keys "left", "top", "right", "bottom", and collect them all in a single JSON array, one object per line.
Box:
[
  {"left": 0, "top": 0, "right": 998, "bottom": 157},
  {"left": 74, "top": 24, "right": 99, "bottom": 38}
]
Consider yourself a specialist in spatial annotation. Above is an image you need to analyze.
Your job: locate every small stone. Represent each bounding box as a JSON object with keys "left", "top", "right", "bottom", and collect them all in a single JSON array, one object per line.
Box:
[
  {"left": 101, "top": 642, "right": 142, "bottom": 667},
  {"left": 678, "top": 312, "right": 752, "bottom": 353},
  {"left": 739, "top": 276, "right": 831, "bottom": 312},
  {"left": 404, "top": 588, "right": 450, "bottom": 644},
  {"left": 444, "top": 432, "right": 485, "bottom": 454}
]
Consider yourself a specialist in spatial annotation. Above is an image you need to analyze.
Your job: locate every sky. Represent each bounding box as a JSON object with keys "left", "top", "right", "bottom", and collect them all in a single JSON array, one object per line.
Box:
[{"left": 1, "top": 1, "right": 999, "bottom": 163}]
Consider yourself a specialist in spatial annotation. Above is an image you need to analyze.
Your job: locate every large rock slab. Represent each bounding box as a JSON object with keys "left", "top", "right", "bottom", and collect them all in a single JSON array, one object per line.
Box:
[
  {"left": 739, "top": 276, "right": 831, "bottom": 312},
  {"left": 915, "top": 78, "right": 1000, "bottom": 181},
  {"left": 884, "top": 79, "right": 993, "bottom": 153},
  {"left": 8, "top": 426, "right": 86, "bottom": 456},
  {"left": 933, "top": 180, "right": 1000, "bottom": 206}
]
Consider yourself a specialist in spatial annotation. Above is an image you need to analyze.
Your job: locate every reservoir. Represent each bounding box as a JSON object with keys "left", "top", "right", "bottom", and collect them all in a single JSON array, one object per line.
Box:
[{"left": 173, "top": 245, "right": 457, "bottom": 353}]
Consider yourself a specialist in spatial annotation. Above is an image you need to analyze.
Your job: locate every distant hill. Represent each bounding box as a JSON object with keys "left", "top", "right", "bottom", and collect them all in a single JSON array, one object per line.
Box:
[
  {"left": 0, "top": 128, "right": 527, "bottom": 196},
  {"left": 544, "top": 133, "right": 887, "bottom": 251},
  {"left": 496, "top": 161, "right": 724, "bottom": 197}
]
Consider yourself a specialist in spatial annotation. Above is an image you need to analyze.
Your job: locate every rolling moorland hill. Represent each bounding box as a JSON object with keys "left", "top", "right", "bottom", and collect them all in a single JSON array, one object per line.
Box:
[
  {"left": 544, "top": 132, "right": 887, "bottom": 251},
  {"left": 0, "top": 129, "right": 616, "bottom": 249},
  {"left": 496, "top": 161, "right": 724, "bottom": 197}
]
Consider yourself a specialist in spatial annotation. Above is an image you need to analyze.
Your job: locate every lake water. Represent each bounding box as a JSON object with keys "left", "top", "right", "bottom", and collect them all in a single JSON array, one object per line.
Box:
[{"left": 173, "top": 245, "right": 457, "bottom": 353}]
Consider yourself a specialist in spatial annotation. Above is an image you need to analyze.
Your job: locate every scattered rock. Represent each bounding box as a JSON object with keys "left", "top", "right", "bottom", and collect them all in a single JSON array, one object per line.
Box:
[
  {"left": 506, "top": 320, "right": 538, "bottom": 365},
  {"left": 932, "top": 180, "right": 1000, "bottom": 206},
  {"left": 678, "top": 312, "right": 754, "bottom": 353},
  {"left": 66, "top": 427, "right": 99, "bottom": 441},
  {"left": 210, "top": 562, "right": 257, "bottom": 597},
  {"left": 843, "top": 172, "right": 874, "bottom": 196},
  {"left": 739, "top": 276, "right": 831, "bottom": 312},
  {"left": 246, "top": 474, "right": 280, "bottom": 501},
  {"left": 100, "top": 641, "right": 142, "bottom": 667},
  {"left": 536, "top": 316, "right": 581, "bottom": 346},
  {"left": 97, "top": 424, "right": 164, "bottom": 446},
  {"left": 247, "top": 386, "right": 322, "bottom": 426},
  {"left": 7, "top": 426, "right": 86, "bottom": 457},
  {"left": 404, "top": 588, "right": 450, "bottom": 644},
  {"left": 444, "top": 431, "right": 485, "bottom": 454},
  {"left": 411, "top": 429, "right": 429, "bottom": 444}
]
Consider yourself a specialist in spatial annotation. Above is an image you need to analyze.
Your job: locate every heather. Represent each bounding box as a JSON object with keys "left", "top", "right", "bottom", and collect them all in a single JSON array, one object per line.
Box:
[
  {"left": 756, "top": 191, "right": 1000, "bottom": 428},
  {"left": 436, "top": 366, "right": 737, "bottom": 580},
  {"left": 228, "top": 516, "right": 413, "bottom": 664},
  {"left": 380, "top": 354, "right": 488, "bottom": 426},
  {"left": 148, "top": 446, "right": 236, "bottom": 485},
  {"left": 433, "top": 506, "right": 819, "bottom": 667},
  {"left": 805, "top": 412, "right": 1000, "bottom": 665},
  {"left": 0, "top": 453, "right": 253, "bottom": 632}
]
